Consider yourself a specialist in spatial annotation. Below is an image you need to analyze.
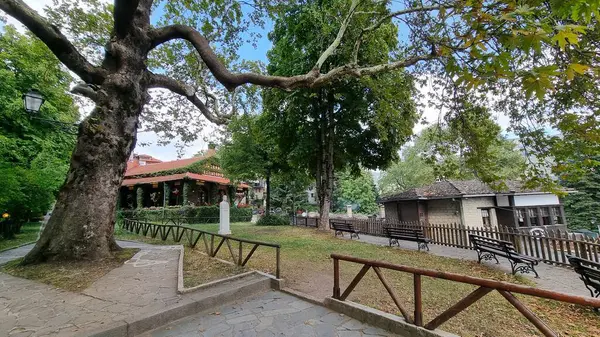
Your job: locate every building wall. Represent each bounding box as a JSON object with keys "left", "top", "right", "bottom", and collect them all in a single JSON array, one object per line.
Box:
[
  {"left": 426, "top": 199, "right": 462, "bottom": 224},
  {"left": 513, "top": 194, "right": 559, "bottom": 207},
  {"left": 398, "top": 201, "right": 419, "bottom": 222},
  {"left": 384, "top": 202, "right": 399, "bottom": 221},
  {"left": 461, "top": 197, "right": 497, "bottom": 228}
]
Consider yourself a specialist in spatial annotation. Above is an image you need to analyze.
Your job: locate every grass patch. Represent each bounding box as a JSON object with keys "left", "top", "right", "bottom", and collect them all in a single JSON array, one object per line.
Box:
[
  {"left": 116, "top": 222, "right": 600, "bottom": 337},
  {"left": 183, "top": 247, "right": 247, "bottom": 288},
  {"left": 0, "top": 222, "right": 41, "bottom": 251},
  {"left": 1, "top": 248, "right": 139, "bottom": 292}
]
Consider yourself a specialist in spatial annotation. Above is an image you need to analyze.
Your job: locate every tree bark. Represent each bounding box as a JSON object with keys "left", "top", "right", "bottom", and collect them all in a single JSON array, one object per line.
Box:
[
  {"left": 21, "top": 7, "right": 151, "bottom": 263},
  {"left": 316, "top": 89, "right": 336, "bottom": 231}
]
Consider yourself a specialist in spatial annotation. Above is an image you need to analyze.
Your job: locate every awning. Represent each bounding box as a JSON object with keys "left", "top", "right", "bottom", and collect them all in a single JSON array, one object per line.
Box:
[{"left": 122, "top": 172, "right": 249, "bottom": 189}]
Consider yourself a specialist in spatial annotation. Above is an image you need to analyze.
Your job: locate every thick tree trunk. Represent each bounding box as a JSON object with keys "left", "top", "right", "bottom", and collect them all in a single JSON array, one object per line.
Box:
[
  {"left": 22, "top": 17, "right": 150, "bottom": 263},
  {"left": 317, "top": 90, "right": 335, "bottom": 230}
]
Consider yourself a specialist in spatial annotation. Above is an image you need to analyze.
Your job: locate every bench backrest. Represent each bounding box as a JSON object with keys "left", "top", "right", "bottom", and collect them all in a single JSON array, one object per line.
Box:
[
  {"left": 567, "top": 255, "right": 600, "bottom": 282},
  {"left": 469, "top": 234, "right": 516, "bottom": 254},
  {"left": 331, "top": 222, "right": 355, "bottom": 230},
  {"left": 384, "top": 226, "right": 426, "bottom": 239}
]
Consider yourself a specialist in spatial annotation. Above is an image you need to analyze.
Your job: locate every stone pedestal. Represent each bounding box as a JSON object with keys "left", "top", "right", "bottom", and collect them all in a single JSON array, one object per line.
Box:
[
  {"left": 219, "top": 195, "right": 231, "bottom": 235},
  {"left": 346, "top": 205, "right": 353, "bottom": 218}
]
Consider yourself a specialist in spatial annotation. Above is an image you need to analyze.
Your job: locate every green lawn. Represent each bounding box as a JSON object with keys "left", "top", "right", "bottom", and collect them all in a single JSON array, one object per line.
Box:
[
  {"left": 116, "top": 222, "right": 600, "bottom": 337},
  {"left": 0, "top": 222, "right": 40, "bottom": 251}
]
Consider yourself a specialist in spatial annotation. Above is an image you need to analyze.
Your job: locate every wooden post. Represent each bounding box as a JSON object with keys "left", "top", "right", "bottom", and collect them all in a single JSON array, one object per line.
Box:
[
  {"left": 498, "top": 290, "right": 557, "bottom": 337},
  {"left": 333, "top": 257, "right": 340, "bottom": 299},
  {"left": 414, "top": 274, "right": 423, "bottom": 326},
  {"left": 276, "top": 247, "right": 281, "bottom": 279}
]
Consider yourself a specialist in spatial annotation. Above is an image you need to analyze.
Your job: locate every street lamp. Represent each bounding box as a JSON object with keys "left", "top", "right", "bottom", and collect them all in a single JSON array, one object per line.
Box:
[
  {"left": 22, "top": 89, "right": 45, "bottom": 113},
  {"left": 22, "top": 89, "right": 78, "bottom": 134}
]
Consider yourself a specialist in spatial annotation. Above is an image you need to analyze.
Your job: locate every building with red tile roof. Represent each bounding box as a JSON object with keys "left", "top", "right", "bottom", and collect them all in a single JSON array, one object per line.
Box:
[{"left": 119, "top": 147, "right": 249, "bottom": 208}]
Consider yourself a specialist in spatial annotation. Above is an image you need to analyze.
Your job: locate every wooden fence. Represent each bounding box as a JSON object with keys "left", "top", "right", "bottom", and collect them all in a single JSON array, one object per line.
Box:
[
  {"left": 332, "top": 254, "right": 600, "bottom": 337},
  {"left": 293, "top": 216, "right": 600, "bottom": 266}
]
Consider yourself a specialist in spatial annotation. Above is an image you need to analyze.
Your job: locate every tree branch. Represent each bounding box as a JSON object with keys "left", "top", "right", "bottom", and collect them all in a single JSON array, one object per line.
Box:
[
  {"left": 147, "top": 72, "right": 231, "bottom": 124},
  {"left": 113, "top": 0, "right": 140, "bottom": 37},
  {"left": 150, "top": 24, "right": 436, "bottom": 91},
  {"left": 70, "top": 83, "right": 99, "bottom": 101},
  {"left": 0, "top": 0, "right": 107, "bottom": 84},
  {"left": 314, "top": 0, "right": 361, "bottom": 70}
]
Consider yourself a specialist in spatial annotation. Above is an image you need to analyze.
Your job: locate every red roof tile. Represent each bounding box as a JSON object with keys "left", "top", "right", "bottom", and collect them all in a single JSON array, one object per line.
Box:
[{"left": 124, "top": 155, "right": 209, "bottom": 177}]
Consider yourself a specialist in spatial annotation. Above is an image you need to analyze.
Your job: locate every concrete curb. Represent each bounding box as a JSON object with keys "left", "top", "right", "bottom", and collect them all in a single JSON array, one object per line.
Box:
[
  {"left": 83, "top": 274, "right": 272, "bottom": 337},
  {"left": 279, "top": 287, "right": 325, "bottom": 306},
  {"left": 0, "top": 241, "right": 36, "bottom": 254},
  {"left": 175, "top": 246, "right": 284, "bottom": 294},
  {"left": 324, "top": 298, "right": 458, "bottom": 337}
]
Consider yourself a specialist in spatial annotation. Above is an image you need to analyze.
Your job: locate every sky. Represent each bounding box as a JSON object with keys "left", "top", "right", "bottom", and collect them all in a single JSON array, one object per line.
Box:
[{"left": 4, "top": 0, "right": 513, "bottom": 162}]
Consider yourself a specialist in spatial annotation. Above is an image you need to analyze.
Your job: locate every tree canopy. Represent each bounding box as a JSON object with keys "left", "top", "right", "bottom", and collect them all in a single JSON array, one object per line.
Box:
[
  {"left": 378, "top": 119, "right": 527, "bottom": 195},
  {"left": 333, "top": 170, "right": 379, "bottom": 215},
  {"left": 0, "top": 26, "right": 79, "bottom": 221}
]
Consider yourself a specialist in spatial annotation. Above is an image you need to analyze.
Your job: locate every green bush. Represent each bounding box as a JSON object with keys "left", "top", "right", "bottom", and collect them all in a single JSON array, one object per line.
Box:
[
  {"left": 256, "top": 215, "right": 290, "bottom": 226},
  {"left": 118, "top": 206, "right": 252, "bottom": 223}
]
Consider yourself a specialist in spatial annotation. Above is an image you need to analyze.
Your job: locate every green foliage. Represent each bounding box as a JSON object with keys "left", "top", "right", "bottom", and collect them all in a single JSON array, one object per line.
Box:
[
  {"left": 220, "top": 114, "right": 278, "bottom": 182},
  {"left": 562, "top": 160, "right": 600, "bottom": 230},
  {"left": 333, "top": 170, "right": 378, "bottom": 215},
  {"left": 256, "top": 215, "right": 289, "bottom": 226},
  {"left": 270, "top": 172, "right": 311, "bottom": 214},
  {"left": 119, "top": 206, "right": 252, "bottom": 223},
  {"left": 379, "top": 119, "right": 527, "bottom": 195},
  {"left": 0, "top": 27, "right": 78, "bottom": 221},
  {"left": 263, "top": 0, "right": 417, "bottom": 217}
]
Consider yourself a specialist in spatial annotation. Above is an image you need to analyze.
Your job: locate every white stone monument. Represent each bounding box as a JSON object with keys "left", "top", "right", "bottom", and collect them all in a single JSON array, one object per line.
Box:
[
  {"left": 219, "top": 195, "right": 231, "bottom": 235},
  {"left": 346, "top": 204, "right": 353, "bottom": 217}
]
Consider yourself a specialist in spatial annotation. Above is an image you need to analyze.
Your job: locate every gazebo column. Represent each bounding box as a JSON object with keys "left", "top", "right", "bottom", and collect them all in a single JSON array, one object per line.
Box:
[
  {"left": 163, "top": 183, "right": 171, "bottom": 207},
  {"left": 136, "top": 186, "right": 144, "bottom": 209},
  {"left": 183, "top": 180, "right": 191, "bottom": 206}
]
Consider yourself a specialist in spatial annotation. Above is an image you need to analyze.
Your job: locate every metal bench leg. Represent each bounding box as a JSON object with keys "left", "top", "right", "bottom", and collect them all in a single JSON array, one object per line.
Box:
[
  {"left": 419, "top": 242, "right": 429, "bottom": 252},
  {"left": 510, "top": 261, "right": 539, "bottom": 278}
]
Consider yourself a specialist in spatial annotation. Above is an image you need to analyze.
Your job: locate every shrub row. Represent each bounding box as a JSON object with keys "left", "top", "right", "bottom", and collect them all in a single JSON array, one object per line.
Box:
[
  {"left": 256, "top": 215, "right": 290, "bottom": 226},
  {"left": 118, "top": 206, "right": 252, "bottom": 223}
]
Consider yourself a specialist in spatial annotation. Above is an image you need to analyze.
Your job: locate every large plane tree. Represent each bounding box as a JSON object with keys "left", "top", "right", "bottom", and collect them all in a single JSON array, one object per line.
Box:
[{"left": 0, "top": 0, "right": 596, "bottom": 262}]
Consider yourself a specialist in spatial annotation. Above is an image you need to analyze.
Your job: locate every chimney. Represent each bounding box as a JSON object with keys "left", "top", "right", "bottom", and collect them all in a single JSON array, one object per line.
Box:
[{"left": 206, "top": 143, "right": 217, "bottom": 156}]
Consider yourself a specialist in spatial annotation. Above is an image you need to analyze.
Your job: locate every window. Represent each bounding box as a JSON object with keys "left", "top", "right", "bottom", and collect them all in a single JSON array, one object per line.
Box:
[
  {"left": 481, "top": 209, "right": 491, "bottom": 226},
  {"left": 551, "top": 207, "right": 561, "bottom": 224},
  {"left": 528, "top": 208, "right": 538, "bottom": 226},
  {"left": 517, "top": 209, "right": 526, "bottom": 227},
  {"left": 541, "top": 207, "right": 550, "bottom": 225},
  {"left": 310, "top": 193, "right": 314, "bottom": 198}
]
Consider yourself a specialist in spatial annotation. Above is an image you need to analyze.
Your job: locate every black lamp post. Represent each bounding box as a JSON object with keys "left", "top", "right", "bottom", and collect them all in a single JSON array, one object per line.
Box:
[{"left": 22, "top": 89, "right": 78, "bottom": 134}]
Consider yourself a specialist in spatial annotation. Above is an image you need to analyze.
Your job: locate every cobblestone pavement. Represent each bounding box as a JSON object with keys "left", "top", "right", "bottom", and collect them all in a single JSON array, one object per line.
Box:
[
  {"left": 141, "top": 291, "right": 398, "bottom": 337},
  {"left": 0, "top": 242, "right": 185, "bottom": 336},
  {"left": 353, "top": 234, "right": 589, "bottom": 297}
]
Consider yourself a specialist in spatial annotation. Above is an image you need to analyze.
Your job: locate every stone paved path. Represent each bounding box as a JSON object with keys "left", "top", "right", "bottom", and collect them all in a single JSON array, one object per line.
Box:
[
  {"left": 0, "top": 242, "right": 185, "bottom": 336},
  {"left": 353, "top": 234, "right": 589, "bottom": 297},
  {"left": 140, "top": 291, "right": 397, "bottom": 337}
]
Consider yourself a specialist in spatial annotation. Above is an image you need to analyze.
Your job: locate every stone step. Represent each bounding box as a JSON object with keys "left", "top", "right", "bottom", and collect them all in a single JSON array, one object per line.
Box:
[{"left": 85, "top": 273, "right": 272, "bottom": 337}]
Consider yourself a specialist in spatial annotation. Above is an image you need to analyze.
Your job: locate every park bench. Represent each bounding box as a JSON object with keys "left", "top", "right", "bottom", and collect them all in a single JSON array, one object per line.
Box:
[
  {"left": 331, "top": 222, "right": 360, "bottom": 239},
  {"left": 567, "top": 255, "right": 600, "bottom": 299},
  {"left": 384, "top": 226, "right": 431, "bottom": 251},
  {"left": 469, "top": 234, "right": 540, "bottom": 278}
]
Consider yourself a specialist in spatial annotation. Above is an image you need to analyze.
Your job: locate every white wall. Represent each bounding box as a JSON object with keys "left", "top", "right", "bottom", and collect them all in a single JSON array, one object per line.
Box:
[
  {"left": 513, "top": 194, "right": 559, "bottom": 207},
  {"left": 496, "top": 195, "right": 509, "bottom": 207}
]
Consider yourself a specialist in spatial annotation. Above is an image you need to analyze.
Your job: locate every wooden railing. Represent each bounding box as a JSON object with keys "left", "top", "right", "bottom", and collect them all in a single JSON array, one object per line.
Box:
[
  {"left": 332, "top": 254, "right": 600, "bottom": 337},
  {"left": 122, "top": 218, "right": 281, "bottom": 278},
  {"left": 295, "top": 217, "right": 600, "bottom": 267}
]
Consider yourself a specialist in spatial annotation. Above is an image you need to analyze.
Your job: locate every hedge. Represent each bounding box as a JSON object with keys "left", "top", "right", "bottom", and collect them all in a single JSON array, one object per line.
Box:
[
  {"left": 256, "top": 215, "right": 290, "bottom": 226},
  {"left": 118, "top": 206, "right": 252, "bottom": 223}
]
